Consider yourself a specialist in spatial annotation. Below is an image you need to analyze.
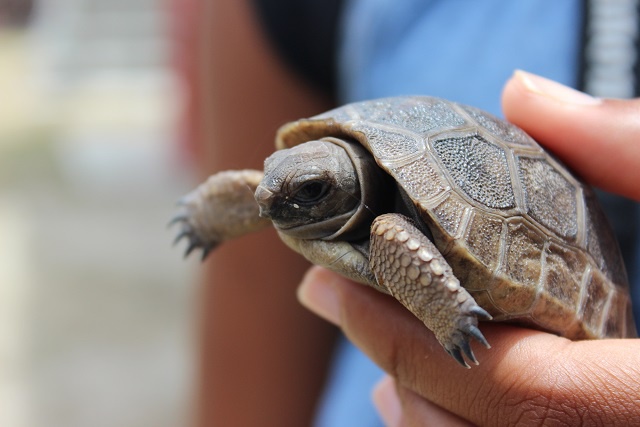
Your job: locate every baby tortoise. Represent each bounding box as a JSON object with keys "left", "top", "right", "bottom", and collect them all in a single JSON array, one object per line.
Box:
[{"left": 173, "top": 96, "right": 636, "bottom": 367}]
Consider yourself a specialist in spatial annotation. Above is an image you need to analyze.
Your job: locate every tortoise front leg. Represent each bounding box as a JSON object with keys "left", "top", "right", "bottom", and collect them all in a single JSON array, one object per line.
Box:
[
  {"left": 172, "top": 170, "right": 271, "bottom": 259},
  {"left": 370, "top": 213, "right": 492, "bottom": 368}
]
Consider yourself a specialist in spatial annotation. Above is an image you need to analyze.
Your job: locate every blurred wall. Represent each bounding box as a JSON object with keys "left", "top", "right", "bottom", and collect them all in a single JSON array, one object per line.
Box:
[{"left": 0, "top": 1, "right": 198, "bottom": 426}]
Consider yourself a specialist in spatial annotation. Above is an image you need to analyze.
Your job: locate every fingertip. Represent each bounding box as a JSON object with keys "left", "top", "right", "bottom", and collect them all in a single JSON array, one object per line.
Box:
[
  {"left": 374, "top": 375, "right": 478, "bottom": 427},
  {"left": 500, "top": 70, "right": 521, "bottom": 112},
  {"left": 502, "top": 70, "right": 602, "bottom": 124},
  {"left": 506, "top": 70, "right": 601, "bottom": 107},
  {"left": 372, "top": 375, "right": 402, "bottom": 427},
  {"left": 501, "top": 70, "right": 539, "bottom": 125},
  {"left": 297, "top": 266, "right": 342, "bottom": 326}
]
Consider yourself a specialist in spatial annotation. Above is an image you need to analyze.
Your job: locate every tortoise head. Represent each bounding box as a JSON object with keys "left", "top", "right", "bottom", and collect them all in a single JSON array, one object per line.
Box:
[{"left": 255, "top": 137, "right": 380, "bottom": 240}]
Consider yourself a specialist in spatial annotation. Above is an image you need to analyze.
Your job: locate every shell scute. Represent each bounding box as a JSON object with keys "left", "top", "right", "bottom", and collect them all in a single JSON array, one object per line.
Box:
[
  {"left": 580, "top": 272, "right": 612, "bottom": 335},
  {"left": 432, "top": 134, "right": 516, "bottom": 210},
  {"left": 391, "top": 156, "right": 448, "bottom": 205},
  {"left": 501, "top": 220, "right": 545, "bottom": 304},
  {"left": 431, "top": 193, "right": 469, "bottom": 239},
  {"left": 516, "top": 156, "right": 580, "bottom": 241},
  {"left": 542, "top": 242, "right": 587, "bottom": 309},
  {"left": 350, "top": 96, "right": 467, "bottom": 136},
  {"left": 464, "top": 211, "right": 504, "bottom": 273},
  {"left": 350, "top": 122, "right": 423, "bottom": 162}
]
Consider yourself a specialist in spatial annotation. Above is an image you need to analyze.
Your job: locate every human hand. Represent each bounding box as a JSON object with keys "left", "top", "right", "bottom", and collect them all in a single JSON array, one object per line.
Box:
[
  {"left": 299, "top": 266, "right": 640, "bottom": 426},
  {"left": 297, "top": 71, "right": 640, "bottom": 426}
]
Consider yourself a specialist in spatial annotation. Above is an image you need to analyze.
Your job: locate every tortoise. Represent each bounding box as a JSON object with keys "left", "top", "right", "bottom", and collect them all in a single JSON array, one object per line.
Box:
[{"left": 173, "top": 96, "right": 637, "bottom": 367}]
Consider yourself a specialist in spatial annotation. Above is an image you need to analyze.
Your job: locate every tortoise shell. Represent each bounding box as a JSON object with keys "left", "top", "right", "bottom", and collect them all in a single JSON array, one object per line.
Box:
[{"left": 276, "top": 96, "right": 636, "bottom": 339}]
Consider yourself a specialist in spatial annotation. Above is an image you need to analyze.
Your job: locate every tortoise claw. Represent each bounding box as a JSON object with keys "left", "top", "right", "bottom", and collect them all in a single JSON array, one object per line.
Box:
[
  {"left": 442, "top": 302, "right": 491, "bottom": 367},
  {"left": 200, "top": 244, "right": 217, "bottom": 261},
  {"left": 468, "top": 324, "right": 490, "bottom": 349},
  {"left": 470, "top": 306, "right": 493, "bottom": 321},
  {"left": 184, "top": 241, "right": 199, "bottom": 258},
  {"left": 168, "top": 214, "right": 189, "bottom": 228},
  {"left": 170, "top": 210, "right": 218, "bottom": 261},
  {"left": 459, "top": 339, "right": 478, "bottom": 365},
  {"left": 172, "top": 230, "right": 190, "bottom": 246},
  {"left": 444, "top": 328, "right": 483, "bottom": 368},
  {"left": 447, "top": 347, "right": 470, "bottom": 369}
]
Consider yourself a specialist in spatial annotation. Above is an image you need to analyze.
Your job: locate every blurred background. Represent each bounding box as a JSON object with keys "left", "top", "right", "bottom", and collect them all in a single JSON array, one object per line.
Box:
[{"left": 0, "top": 0, "right": 199, "bottom": 426}]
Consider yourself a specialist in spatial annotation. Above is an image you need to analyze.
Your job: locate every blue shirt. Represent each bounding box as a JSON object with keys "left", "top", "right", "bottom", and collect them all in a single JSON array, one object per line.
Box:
[{"left": 338, "top": 0, "right": 580, "bottom": 115}]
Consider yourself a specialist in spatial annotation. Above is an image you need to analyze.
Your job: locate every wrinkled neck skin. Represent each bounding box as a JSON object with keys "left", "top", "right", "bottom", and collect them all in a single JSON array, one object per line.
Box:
[{"left": 256, "top": 137, "right": 391, "bottom": 242}]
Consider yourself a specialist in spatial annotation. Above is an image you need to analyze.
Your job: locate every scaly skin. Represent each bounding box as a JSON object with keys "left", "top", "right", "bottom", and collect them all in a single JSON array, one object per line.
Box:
[
  {"left": 172, "top": 170, "right": 270, "bottom": 258},
  {"left": 369, "top": 213, "right": 492, "bottom": 368}
]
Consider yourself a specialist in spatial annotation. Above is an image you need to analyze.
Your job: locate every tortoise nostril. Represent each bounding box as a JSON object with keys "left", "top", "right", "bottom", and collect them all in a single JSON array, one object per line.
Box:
[{"left": 254, "top": 185, "right": 274, "bottom": 217}]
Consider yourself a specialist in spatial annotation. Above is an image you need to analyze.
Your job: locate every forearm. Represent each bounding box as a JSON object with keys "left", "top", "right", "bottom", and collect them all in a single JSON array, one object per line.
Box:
[
  {"left": 197, "top": 236, "right": 337, "bottom": 426},
  {"left": 190, "top": 0, "right": 338, "bottom": 425}
]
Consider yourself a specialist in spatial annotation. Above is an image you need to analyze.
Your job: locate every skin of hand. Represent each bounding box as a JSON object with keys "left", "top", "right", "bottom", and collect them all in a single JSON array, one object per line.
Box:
[{"left": 297, "top": 70, "right": 640, "bottom": 426}]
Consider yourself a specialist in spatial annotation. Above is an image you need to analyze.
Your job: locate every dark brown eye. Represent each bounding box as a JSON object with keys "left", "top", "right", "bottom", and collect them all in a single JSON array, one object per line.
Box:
[{"left": 293, "top": 180, "right": 330, "bottom": 204}]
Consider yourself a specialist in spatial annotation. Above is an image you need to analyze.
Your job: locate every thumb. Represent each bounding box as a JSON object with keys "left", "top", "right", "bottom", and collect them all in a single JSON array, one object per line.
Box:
[{"left": 501, "top": 70, "right": 640, "bottom": 201}]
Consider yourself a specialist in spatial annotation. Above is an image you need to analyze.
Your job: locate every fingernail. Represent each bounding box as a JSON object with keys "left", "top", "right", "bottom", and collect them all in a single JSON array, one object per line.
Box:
[
  {"left": 297, "top": 267, "right": 341, "bottom": 326},
  {"left": 514, "top": 70, "right": 601, "bottom": 105},
  {"left": 372, "top": 376, "right": 402, "bottom": 427}
]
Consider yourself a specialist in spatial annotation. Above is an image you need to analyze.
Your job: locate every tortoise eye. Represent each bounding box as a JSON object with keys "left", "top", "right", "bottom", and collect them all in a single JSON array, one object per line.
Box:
[{"left": 292, "top": 180, "right": 330, "bottom": 205}]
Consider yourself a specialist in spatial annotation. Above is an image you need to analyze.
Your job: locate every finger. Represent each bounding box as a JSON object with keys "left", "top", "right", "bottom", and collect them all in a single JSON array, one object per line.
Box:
[
  {"left": 501, "top": 70, "right": 640, "bottom": 201},
  {"left": 373, "top": 375, "right": 474, "bottom": 427},
  {"left": 299, "top": 266, "right": 640, "bottom": 426},
  {"left": 372, "top": 376, "right": 402, "bottom": 427}
]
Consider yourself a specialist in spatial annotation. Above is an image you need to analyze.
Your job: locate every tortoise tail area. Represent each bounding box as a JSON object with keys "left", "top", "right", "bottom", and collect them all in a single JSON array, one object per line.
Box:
[{"left": 171, "top": 170, "right": 271, "bottom": 260}]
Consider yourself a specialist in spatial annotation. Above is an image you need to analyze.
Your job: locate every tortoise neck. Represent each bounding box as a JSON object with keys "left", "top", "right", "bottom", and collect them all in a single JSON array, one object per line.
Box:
[{"left": 319, "top": 137, "right": 394, "bottom": 241}]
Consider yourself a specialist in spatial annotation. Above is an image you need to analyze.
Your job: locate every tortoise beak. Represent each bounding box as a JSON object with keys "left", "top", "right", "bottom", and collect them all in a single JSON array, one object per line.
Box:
[{"left": 255, "top": 185, "right": 275, "bottom": 218}]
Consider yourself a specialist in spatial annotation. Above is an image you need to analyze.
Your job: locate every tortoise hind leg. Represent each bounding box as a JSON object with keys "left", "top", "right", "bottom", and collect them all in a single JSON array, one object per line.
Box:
[
  {"left": 369, "top": 213, "right": 492, "bottom": 368},
  {"left": 172, "top": 170, "right": 271, "bottom": 260}
]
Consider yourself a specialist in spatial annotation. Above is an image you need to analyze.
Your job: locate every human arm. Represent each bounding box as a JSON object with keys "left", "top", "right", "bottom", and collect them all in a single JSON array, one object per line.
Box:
[
  {"left": 297, "top": 70, "right": 640, "bottom": 426},
  {"left": 190, "top": 1, "right": 338, "bottom": 425}
]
